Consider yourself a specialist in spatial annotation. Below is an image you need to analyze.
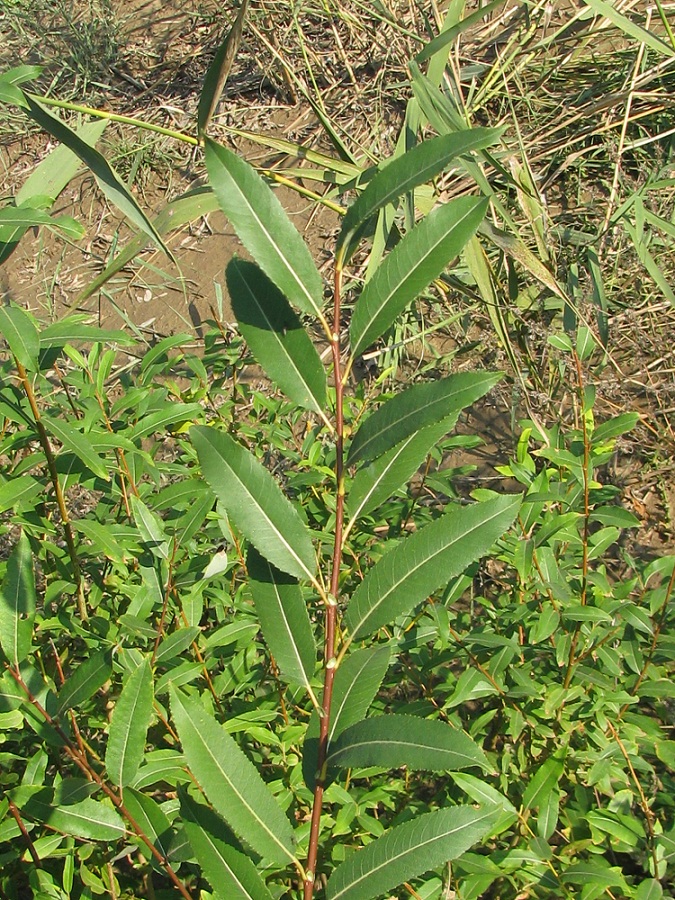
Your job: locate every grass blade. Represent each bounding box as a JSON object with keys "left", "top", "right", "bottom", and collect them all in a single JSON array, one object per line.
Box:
[
  {"left": 204, "top": 138, "right": 325, "bottom": 323},
  {"left": 325, "top": 805, "right": 500, "bottom": 900},
  {"left": 347, "top": 371, "right": 501, "bottom": 467},
  {"left": 350, "top": 196, "right": 488, "bottom": 357},
  {"left": 105, "top": 659, "right": 153, "bottom": 788},
  {"left": 227, "top": 259, "right": 327, "bottom": 415},
  {"left": 247, "top": 549, "right": 317, "bottom": 693},
  {"left": 345, "top": 494, "right": 521, "bottom": 641},
  {"left": 170, "top": 687, "right": 297, "bottom": 866},
  {"left": 583, "top": 0, "right": 675, "bottom": 57},
  {"left": 191, "top": 426, "right": 316, "bottom": 583},
  {"left": 327, "top": 714, "right": 490, "bottom": 773}
]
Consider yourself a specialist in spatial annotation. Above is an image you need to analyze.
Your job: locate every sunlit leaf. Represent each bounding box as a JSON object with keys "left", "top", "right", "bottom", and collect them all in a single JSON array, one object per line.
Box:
[
  {"left": 0, "top": 532, "right": 36, "bottom": 668},
  {"left": 56, "top": 649, "right": 113, "bottom": 716},
  {"left": 181, "top": 792, "right": 274, "bottom": 900},
  {"left": 350, "top": 196, "right": 488, "bottom": 357},
  {"left": 327, "top": 715, "right": 490, "bottom": 773},
  {"left": 170, "top": 686, "right": 297, "bottom": 866},
  {"left": 23, "top": 95, "right": 172, "bottom": 259},
  {"left": 192, "top": 425, "right": 316, "bottom": 582},
  {"left": 205, "top": 137, "right": 325, "bottom": 321},
  {"left": 338, "top": 131, "right": 499, "bottom": 266},
  {"left": 0, "top": 305, "right": 39, "bottom": 371},
  {"left": 347, "top": 371, "right": 501, "bottom": 467},
  {"left": 326, "top": 805, "right": 500, "bottom": 900},
  {"left": 42, "top": 415, "right": 109, "bottom": 481},
  {"left": 106, "top": 659, "right": 153, "bottom": 788},
  {"left": 346, "top": 494, "right": 521, "bottom": 640}
]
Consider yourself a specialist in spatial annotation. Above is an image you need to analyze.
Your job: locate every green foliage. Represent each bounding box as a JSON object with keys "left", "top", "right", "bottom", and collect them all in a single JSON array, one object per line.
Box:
[{"left": 1, "top": 6, "right": 674, "bottom": 900}]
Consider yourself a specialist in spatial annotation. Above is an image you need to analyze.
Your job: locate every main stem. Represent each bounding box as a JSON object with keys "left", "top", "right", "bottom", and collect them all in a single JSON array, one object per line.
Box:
[{"left": 303, "top": 267, "right": 345, "bottom": 899}]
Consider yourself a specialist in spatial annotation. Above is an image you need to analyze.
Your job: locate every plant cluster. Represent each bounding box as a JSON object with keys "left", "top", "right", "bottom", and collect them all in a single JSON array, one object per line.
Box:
[{"left": 0, "top": 3, "right": 674, "bottom": 900}]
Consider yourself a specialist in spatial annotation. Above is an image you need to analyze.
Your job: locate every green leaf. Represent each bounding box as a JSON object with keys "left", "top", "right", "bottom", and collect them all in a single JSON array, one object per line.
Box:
[
  {"left": 635, "top": 879, "right": 663, "bottom": 900},
  {"left": 581, "top": 0, "right": 674, "bottom": 57},
  {"left": 325, "top": 805, "right": 500, "bottom": 900},
  {"left": 131, "top": 750, "right": 190, "bottom": 790},
  {"left": 303, "top": 646, "right": 391, "bottom": 789},
  {"left": 0, "top": 304, "right": 39, "bottom": 371},
  {"left": 247, "top": 548, "right": 316, "bottom": 692},
  {"left": 15, "top": 788, "right": 125, "bottom": 842},
  {"left": 124, "top": 788, "right": 172, "bottom": 859},
  {"left": 170, "top": 686, "right": 297, "bottom": 866},
  {"left": 39, "top": 318, "right": 132, "bottom": 348},
  {"left": 522, "top": 750, "right": 565, "bottom": 811},
  {"left": 127, "top": 402, "right": 202, "bottom": 441},
  {"left": 56, "top": 649, "right": 113, "bottom": 716},
  {"left": 191, "top": 425, "right": 316, "bottom": 583},
  {"left": 346, "top": 494, "right": 520, "bottom": 640},
  {"left": 414, "top": 2, "right": 504, "bottom": 64},
  {"left": 197, "top": 0, "right": 249, "bottom": 135},
  {"left": 130, "top": 495, "right": 170, "bottom": 559},
  {"left": 338, "top": 130, "right": 500, "bottom": 266},
  {"left": 204, "top": 138, "right": 325, "bottom": 321},
  {"left": 155, "top": 627, "right": 201, "bottom": 665},
  {"left": 23, "top": 94, "right": 172, "bottom": 258},
  {"left": 42, "top": 415, "right": 109, "bottom": 480},
  {"left": 347, "top": 371, "right": 501, "bottom": 467},
  {"left": 105, "top": 659, "right": 153, "bottom": 788},
  {"left": 181, "top": 792, "right": 274, "bottom": 900},
  {"left": 327, "top": 715, "right": 490, "bottom": 773},
  {"left": 0, "top": 532, "right": 36, "bottom": 668},
  {"left": 347, "top": 414, "right": 459, "bottom": 523},
  {"left": 0, "top": 205, "right": 84, "bottom": 238},
  {"left": 0, "top": 475, "right": 42, "bottom": 513},
  {"left": 227, "top": 258, "right": 326, "bottom": 413},
  {"left": 349, "top": 196, "right": 488, "bottom": 357}
]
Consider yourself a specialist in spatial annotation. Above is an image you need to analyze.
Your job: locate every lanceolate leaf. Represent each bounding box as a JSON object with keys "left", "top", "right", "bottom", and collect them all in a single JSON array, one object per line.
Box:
[
  {"left": 23, "top": 95, "right": 172, "bottom": 258},
  {"left": 56, "top": 649, "right": 113, "bottom": 716},
  {"left": 346, "top": 494, "right": 521, "bottom": 640},
  {"left": 106, "top": 659, "right": 154, "bottom": 788},
  {"left": 0, "top": 305, "right": 39, "bottom": 371},
  {"left": 181, "top": 792, "right": 274, "bottom": 900},
  {"left": 303, "top": 646, "right": 391, "bottom": 789},
  {"left": 347, "top": 371, "right": 501, "bottom": 467},
  {"left": 339, "top": 130, "right": 497, "bottom": 266},
  {"left": 325, "top": 805, "right": 501, "bottom": 900},
  {"left": 326, "top": 715, "right": 490, "bottom": 773},
  {"left": 346, "top": 413, "right": 459, "bottom": 524},
  {"left": 227, "top": 259, "right": 326, "bottom": 414},
  {"left": 191, "top": 426, "right": 316, "bottom": 583},
  {"left": 15, "top": 789, "right": 125, "bottom": 842},
  {"left": 197, "top": 0, "right": 249, "bottom": 135},
  {"left": 0, "top": 532, "right": 36, "bottom": 668},
  {"left": 522, "top": 750, "right": 566, "bottom": 811},
  {"left": 350, "top": 196, "right": 487, "bottom": 358},
  {"left": 42, "top": 416, "right": 110, "bottom": 480},
  {"left": 170, "top": 686, "right": 297, "bottom": 866},
  {"left": 247, "top": 549, "right": 316, "bottom": 691},
  {"left": 124, "top": 788, "right": 173, "bottom": 859},
  {"left": 204, "top": 138, "right": 325, "bottom": 321}
]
